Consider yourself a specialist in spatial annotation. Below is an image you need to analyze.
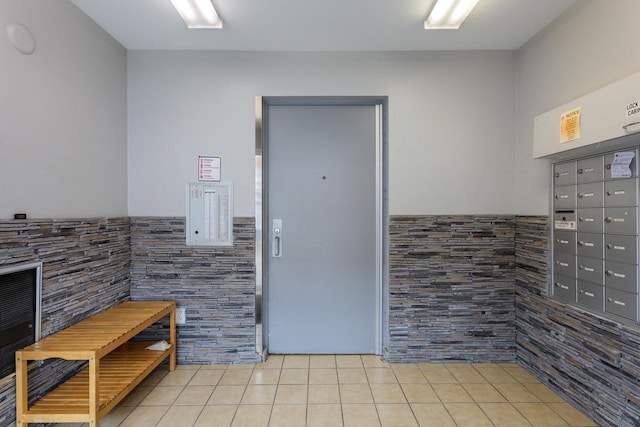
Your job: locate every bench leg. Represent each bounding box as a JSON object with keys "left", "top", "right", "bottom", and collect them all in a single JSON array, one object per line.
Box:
[
  {"left": 89, "top": 356, "right": 100, "bottom": 426},
  {"left": 170, "top": 308, "right": 176, "bottom": 372},
  {"left": 15, "top": 352, "right": 27, "bottom": 426}
]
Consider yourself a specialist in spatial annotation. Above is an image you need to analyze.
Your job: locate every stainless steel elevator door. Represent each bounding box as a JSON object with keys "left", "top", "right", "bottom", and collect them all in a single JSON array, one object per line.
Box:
[{"left": 267, "top": 104, "right": 377, "bottom": 354}]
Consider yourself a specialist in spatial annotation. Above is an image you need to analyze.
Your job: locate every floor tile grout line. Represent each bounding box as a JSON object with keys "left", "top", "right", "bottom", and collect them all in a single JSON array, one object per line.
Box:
[
  {"left": 335, "top": 358, "right": 345, "bottom": 427},
  {"left": 391, "top": 364, "right": 430, "bottom": 427},
  {"left": 361, "top": 355, "right": 384, "bottom": 427},
  {"left": 84, "top": 358, "right": 597, "bottom": 427},
  {"left": 229, "top": 364, "right": 255, "bottom": 425}
]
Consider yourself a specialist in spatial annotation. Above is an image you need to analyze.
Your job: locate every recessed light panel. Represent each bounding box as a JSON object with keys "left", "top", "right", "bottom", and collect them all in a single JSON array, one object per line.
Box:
[
  {"left": 170, "top": 0, "right": 222, "bottom": 29},
  {"left": 425, "top": 0, "right": 479, "bottom": 29}
]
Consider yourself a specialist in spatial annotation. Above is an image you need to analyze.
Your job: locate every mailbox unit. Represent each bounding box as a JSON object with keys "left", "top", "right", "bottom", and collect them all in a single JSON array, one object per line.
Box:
[{"left": 551, "top": 148, "right": 640, "bottom": 322}]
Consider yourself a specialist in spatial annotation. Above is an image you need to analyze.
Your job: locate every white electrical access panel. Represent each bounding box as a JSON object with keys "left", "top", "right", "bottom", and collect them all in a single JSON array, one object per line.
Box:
[{"left": 186, "top": 182, "right": 233, "bottom": 246}]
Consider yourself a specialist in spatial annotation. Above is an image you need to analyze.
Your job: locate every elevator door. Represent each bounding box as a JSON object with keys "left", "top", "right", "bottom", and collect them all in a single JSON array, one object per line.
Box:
[{"left": 267, "top": 104, "right": 377, "bottom": 354}]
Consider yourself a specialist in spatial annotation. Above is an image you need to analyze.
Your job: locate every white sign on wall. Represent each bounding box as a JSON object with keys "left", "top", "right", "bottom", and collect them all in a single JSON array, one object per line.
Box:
[
  {"left": 627, "top": 101, "right": 640, "bottom": 118},
  {"left": 198, "top": 156, "right": 221, "bottom": 182}
]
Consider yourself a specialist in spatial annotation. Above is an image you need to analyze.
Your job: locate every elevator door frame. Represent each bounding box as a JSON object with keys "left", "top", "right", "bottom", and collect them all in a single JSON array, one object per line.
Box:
[{"left": 254, "top": 96, "right": 388, "bottom": 356}]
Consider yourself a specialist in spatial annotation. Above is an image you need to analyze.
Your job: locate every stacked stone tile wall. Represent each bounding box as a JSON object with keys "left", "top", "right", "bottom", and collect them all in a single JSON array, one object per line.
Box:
[
  {"left": 129, "top": 217, "right": 259, "bottom": 364},
  {"left": 0, "top": 218, "right": 130, "bottom": 427},
  {"left": 516, "top": 215, "right": 640, "bottom": 426},
  {"left": 387, "top": 215, "right": 516, "bottom": 362}
]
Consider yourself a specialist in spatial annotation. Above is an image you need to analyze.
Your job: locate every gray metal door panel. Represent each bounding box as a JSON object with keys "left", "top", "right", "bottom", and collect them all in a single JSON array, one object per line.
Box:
[
  {"left": 553, "top": 275, "right": 576, "bottom": 302},
  {"left": 604, "top": 207, "right": 638, "bottom": 235},
  {"left": 577, "top": 156, "right": 603, "bottom": 184},
  {"left": 554, "top": 185, "right": 576, "bottom": 209},
  {"left": 554, "top": 162, "right": 576, "bottom": 186},
  {"left": 577, "top": 232, "right": 603, "bottom": 260},
  {"left": 605, "top": 261, "right": 638, "bottom": 293},
  {"left": 577, "top": 182, "right": 603, "bottom": 208},
  {"left": 604, "top": 178, "right": 638, "bottom": 207},
  {"left": 267, "top": 104, "right": 376, "bottom": 354},
  {"left": 577, "top": 280, "right": 604, "bottom": 310},
  {"left": 554, "top": 231, "right": 576, "bottom": 255},
  {"left": 605, "top": 288, "right": 638, "bottom": 321},
  {"left": 553, "top": 253, "right": 576, "bottom": 279},
  {"left": 577, "top": 257, "right": 603, "bottom": 284},
  {"left": 577, "top": 208, "right": 603, "bottom": 233},
  {"left": 605, "top": 234, "right": 638, "bottom": 264}
]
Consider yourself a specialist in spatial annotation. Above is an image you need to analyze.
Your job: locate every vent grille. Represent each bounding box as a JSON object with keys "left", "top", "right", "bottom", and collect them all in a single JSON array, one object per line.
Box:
[{"left": 0, "top": 267, "right": 38, "bottom": 378}]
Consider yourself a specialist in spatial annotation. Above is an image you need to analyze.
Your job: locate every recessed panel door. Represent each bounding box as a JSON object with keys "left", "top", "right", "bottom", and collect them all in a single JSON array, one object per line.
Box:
[{"left": 267, "top": 104, "right": 377, "bottom": 354}]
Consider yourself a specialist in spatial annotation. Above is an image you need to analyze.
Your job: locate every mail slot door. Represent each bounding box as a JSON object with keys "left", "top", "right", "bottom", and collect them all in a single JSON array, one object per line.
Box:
[
  {"left": 577, "top": 232, "right": 603, "bottom": 259},
  {"left": 554, "top": 211, "right": 576, "bottom": 231},
  {"left": 604, "top": 207, "right": 638, "bottom": 235},
  {"left": 554, "top": 185, "right": 576, "bottom": 209},
  {"left": 605, "top": 288, "right": 638, "bottom": 321},
  {"left": 605, "top": 150, "right": 637, "bottom": 180},
  {"left": 577, "top": 182, "right": 604, "bottom": 208},
  {"left": 553, "top": 275, "right": 576, "bottom": 302},
  {"left": 604, "top": 178, "right": 638, "bottom": 207},
  {"left": 605, "top": 235, "right": 638, "bottom": 264},
  {"left": 577, "top": 280, "right": 604, "bottom": 311},
  {"left": 605, "top": 260, "right": 638, "bottom": 293},
  {"left": 577, "top": 208, "right": 603, "bottom": 233},
  {"left": 577, "top": 257, "right": 603, "bottom": 284},
  {"left": 554, "top": 231, "right": 576, "bottom": 255},
  {"left": 554, "top": 253, "right": 576, "bottom": 279},
  {"left": 577, "top": 156, "right": 604, "bottom": 184},
  {"left": 554, "top": 161, "right": 577, "bottom": 187}
]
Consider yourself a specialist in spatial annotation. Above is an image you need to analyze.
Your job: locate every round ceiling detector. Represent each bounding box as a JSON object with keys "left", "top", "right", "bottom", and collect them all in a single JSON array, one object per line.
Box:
[{"left": 6, "top": 22, "right": 35, "bottom": 55}]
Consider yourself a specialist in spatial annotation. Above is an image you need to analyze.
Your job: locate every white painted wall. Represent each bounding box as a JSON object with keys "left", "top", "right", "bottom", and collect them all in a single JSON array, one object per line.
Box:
[
  {"left": 0, "top": 0, "right": 127, "bottom": 219},
  {"left": 515, "top": 0, "right": 640, "bottom": 215},
  {"left": 128, "top": 50, "right": 516, "bottom": 217},
  {"left": 4, "top": 0, "right": 637, "bottom": 220}
]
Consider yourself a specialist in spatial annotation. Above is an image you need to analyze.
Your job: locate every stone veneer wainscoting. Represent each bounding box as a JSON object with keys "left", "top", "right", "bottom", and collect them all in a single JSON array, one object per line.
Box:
[
  {"left": 516, "top": 215, "right": 640, "bottom": 426},
  {"left": 3, "top": 214, "right": 636, "bottom": 426},
  {"left": 0, "top": 218, "right": 130, "bottom": 426},
  {"left": 387, "top": 215, "right": 517, "bottom": 362},
  {"left": 129, "top": 217, "right": 259, "bottom": 364}
]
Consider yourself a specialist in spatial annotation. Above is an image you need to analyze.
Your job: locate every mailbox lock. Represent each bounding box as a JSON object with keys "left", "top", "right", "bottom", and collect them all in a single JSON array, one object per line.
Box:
[
  {"left": 579, "top": 290, "right": 584, "bottom": 294},
  {"left": 578, "top": 168, "right": 583, "bottom": 174},
  {"left": 554, "top": 283, "right": 560, "bottom": 287},
  {"left": 606, "top": 270, "right": 614, "bottom": 276},
  {"left": 555, "top": 172, "right": 560, "bottom": 178},
  {"left": 578, "top": 193, "right": 584, "bottom": 198},
  {"left": 606, "top": 164, "right": 612, "bottom": 170},
  {"left": 579, "top": 265, "right": 583, "bottom": 270},
  {"left": 607, "top": 298, "right": 613, "bottom": 302},
  {"left": 607, "top": 244, "right": 613, "bottom": 249},
  {"left": 606, "top": 190, "right": 612, "bottom": 196},
  {"left": 555, "top": 194, "right": 560, "bottom": 199},
  {"left": 579, "top": 217, "right": 584, "bottom": 222},
  {"left": 605, "top": 217, "right": 613, "bottom": 223},
  {"left": 578, "top": 241, "right": 585, "bottom": 246}
]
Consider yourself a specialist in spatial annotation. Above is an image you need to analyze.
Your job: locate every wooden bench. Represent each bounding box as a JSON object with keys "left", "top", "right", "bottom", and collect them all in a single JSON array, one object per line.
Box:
[{"left": 15, "top": 301, "right": 176, "bottom": 426}]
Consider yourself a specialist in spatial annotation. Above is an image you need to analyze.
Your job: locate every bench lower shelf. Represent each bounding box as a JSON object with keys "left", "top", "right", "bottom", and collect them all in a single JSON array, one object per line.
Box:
[{"left": 20, "top": 341, "right": 171, "bottom": 424}]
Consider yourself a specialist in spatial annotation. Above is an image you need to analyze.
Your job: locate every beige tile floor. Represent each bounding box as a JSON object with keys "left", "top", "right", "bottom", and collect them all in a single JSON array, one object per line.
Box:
[{"left": 61, "top": 355, "right": 597, "bottom": 427}]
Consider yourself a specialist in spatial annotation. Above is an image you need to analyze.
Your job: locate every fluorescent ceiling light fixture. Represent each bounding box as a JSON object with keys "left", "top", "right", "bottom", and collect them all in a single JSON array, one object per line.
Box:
[
  {"left": 424, "top": 0, "right": 479, "bottom": 29},
  {"left": 170, "top": 0, "right": 222, "bottom": 29}
]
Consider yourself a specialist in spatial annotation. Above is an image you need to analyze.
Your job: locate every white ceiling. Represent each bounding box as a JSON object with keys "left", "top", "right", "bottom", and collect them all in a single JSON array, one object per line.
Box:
[{"left": 70, "top": 0, "right": 576, "bottom": 51}]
